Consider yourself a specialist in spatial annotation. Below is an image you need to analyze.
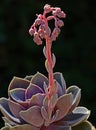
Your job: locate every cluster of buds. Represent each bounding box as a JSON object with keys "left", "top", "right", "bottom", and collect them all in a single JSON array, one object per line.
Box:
[{"left": 29, "top": 4, "right": 66, "bottom": 45}]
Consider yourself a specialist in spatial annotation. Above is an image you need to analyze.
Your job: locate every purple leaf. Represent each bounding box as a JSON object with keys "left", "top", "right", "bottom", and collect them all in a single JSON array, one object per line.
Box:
[
  {"left": 8, "top": 77, "right": 30, "bottom": 94},
  {"left": 31, "top": 72, "right": 48, "bottom": 91},
  {"left": 54, "top": 80, "right": 63, "bottom": 96},
  {"left": 60, "top": 107, "right": 90, "bottom": 127},
  {"left": 55, "top": 93, "right": 73, "bottom": 121},
  {"left": 25, "top": 83, "right": 43, "bottom": 99},
  {"left": 54, "top": 72, "right": 66, "bottom": 94},
  {"left": 30, "top": 93, "right": 45, "bottom": 107},
  {"left": 0, "top": 98, "right": 21, "bottom": 123},
  {"left": 9, "top": 88, "right": 30, "bottom": 108},
  {"left": 20, "top": 106, "right": 44, "bottom": 127},
  {"left": 8, "top": 100, "right": 25, "bottom": 118},
  {"left": 67, "top": 86, "right": 81, "bottom": 113},
  {"left": 9, "top": 88, "right": 26, "bottom": 102}
]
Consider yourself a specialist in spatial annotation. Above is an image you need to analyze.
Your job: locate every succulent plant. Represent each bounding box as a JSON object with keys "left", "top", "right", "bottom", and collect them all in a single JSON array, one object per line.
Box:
[{"left": 0, "top": 4, "right": 95, "bottom": 130}]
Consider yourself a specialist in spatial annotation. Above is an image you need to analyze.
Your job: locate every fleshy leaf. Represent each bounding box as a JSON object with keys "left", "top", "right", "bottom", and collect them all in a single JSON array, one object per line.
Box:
[
  {"left": 20, "top": 106, "right": 44, "bottom": 127},
  {"left": 41, "top": 106, "right": 49, "bottom": 121},
  {"left": 30, "top": 93, "right": 45, "bottom": 107},
  {"left": 9, "top": 88, "right": 25, "bottom": 101},
  {"left": 9, "top": 88, "right": 29, "bottom": 107},
  {"left": 52, "top": 53, "right": 56, "bottom": 68},
  {"left": 0, "top": 98, "right": 21, "bottom": 123},
  {"left": 31, "top": 72, "right": 48, "bottom": 91},
  {"left": 8, "top": 100, "right": 25, "bottom": 118},
  {"left": 49, "top": 93, "right": 58, "bottom": 109},
  {"left": 46, "top": 124, "right": 71, "bottom": 130},
  {"left": 6, "top": 123, "right": 40, "bottom": 130},
  {"left": 55, "top": 93, "right": 73, "bottom": 121},
  {"left": 2, "top": 117, "right": 17, "bottom": 126},
  {"left": 67, "top": 86, "right": 81, "bottom": 113},
  {"left": 24, "top": 75, "right": 33, "bottom": 81},
  {"left": 51, "top": 109, "right": 59, "bottom": 123},
  {"left": 1, "top": 126, "right": 10, "bottom": 130},
  {"left": 25, "top": 83, "right": 43, "bottom": 99},
  {"left": 8, "top": 77, "right": 30, "bottom": 93},
  {"left": 72, "top": 121, "right": 94, "bottom": 130},
  {"left": 43, "top": 82, "right": 49, "bottom": 95},
  {"left": 54, "top": 80, "right": 63, "bottom": 96},
  {"left": 54, "top": 72, "right": 66, "bottom": 94},
  {"left": 60, "top": 107, "right": 90, "bottom": 127},
  {"left": 43, "top": 96, "right": 48, "bottom": 111}
]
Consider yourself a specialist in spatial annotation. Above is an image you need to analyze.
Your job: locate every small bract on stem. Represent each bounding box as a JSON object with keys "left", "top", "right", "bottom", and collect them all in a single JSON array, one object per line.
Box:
[{"left": 29, "top": 4, "right": 66, "bottom": 98}]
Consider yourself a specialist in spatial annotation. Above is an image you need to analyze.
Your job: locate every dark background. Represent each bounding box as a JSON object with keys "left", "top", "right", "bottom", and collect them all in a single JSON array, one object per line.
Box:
[{"left": 0, "top": 0, "right": 96, "bottom": 128}]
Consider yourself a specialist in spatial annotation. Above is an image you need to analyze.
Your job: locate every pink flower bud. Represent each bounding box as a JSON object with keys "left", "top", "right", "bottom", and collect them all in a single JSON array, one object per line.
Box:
[
  {"left": 52, "top": 27, "right": 60, "bottom": 37},
  {"left": 33, "top": 32, "right": 42, "bottom": 45},
  {"left": 52, "top": 8, "right": 61, "bottom": 16},
  {"left": 38, "top": 28, "right": 46, "bottom": 39},
  {"left": 53, "top": 9, "right": 66, "bottom": 18},
  {"left": 51, "top": 27, "right": 60, "bottom": 41},
  {"left": 58, "top": 11, "right": 66, "bottom": 18},
  {"left": 29, "top": 28, "right": 35, "bottom": 36},
  {"left": 45, "top": 27, "right": 51, "bottom": 37},
  {"left": 55, "top": 19, "right": 64, "bottom": 27},
  {"left": 44, "top": 4, "right": 51, "bottom": 13},
  {"left": 35, "top": 18, "right": 42, "bottom": 26}
]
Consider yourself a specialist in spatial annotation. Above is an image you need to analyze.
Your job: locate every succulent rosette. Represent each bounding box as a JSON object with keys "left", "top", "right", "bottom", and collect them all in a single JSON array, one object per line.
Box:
[
  {"left": 0, "top": 72, "right": 92, "bottom": 130},
  {"left": 0, "top": 4, "right": 95, "bottom": 130}
]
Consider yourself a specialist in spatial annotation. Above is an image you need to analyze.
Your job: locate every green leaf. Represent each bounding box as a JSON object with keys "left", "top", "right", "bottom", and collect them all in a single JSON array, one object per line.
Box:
[
  {"left": 1, "top": 126, "right": 10, "bottom": 130},
  {"left": 72, "top": 121, "right": 94, "bottom": 130}
]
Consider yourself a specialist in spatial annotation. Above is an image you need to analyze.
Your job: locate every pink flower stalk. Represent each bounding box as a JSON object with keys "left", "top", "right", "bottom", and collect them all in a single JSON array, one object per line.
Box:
[{"left": 29, "top": 4, "right": 66, "bottom": 98}]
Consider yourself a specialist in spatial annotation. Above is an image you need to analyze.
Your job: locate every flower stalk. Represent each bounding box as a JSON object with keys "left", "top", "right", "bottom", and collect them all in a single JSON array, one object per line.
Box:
[
  {"left": 45, "top": 36, "right": 54, "bottom": 97},
  {"left": 29, "top": 4, "right": 66, "bottom": 98}
]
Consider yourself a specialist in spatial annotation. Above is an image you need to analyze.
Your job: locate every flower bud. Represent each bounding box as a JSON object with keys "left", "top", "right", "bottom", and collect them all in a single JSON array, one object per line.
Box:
[
  {"left": 52, "top": 8, "right": 61, "bottom": 16},
  {"left": 55, "top": 19, "right": 64, "bottom": 27},
  {"left": 45, "top": 27, "right": 51, "bottom": 37},
  {"left": 52, "top": 27, "right": 60, "bottom": 38},
  {"left": 35, "top": 18, "right": 42, "bottom": 26},
  {"left": 58, "top": 11, "right": 66, "bottom": 18},
  {"left": 33, "top": 32, "right": 42, "bottom": 45},
  {"left": 44, "top": 4, "right": 51, "bottom": 13},
  {"left": 38, "top": 28, "right": 45, "bottom": 39},
  {"left": 53, "top": 9, "right": 66, "bottom": 18},
  {"left": 29, "top": 28, "right": 35, "bottom": 36}
]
